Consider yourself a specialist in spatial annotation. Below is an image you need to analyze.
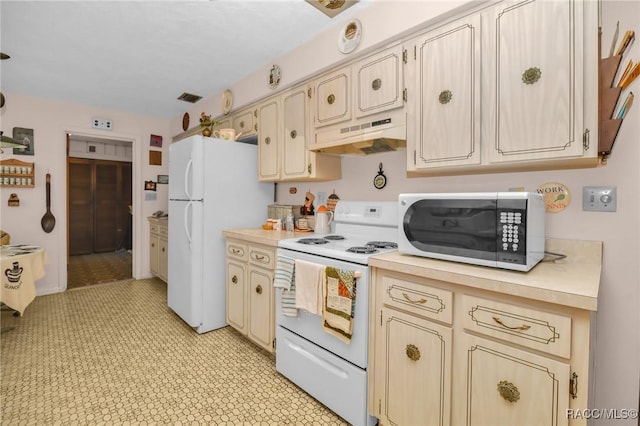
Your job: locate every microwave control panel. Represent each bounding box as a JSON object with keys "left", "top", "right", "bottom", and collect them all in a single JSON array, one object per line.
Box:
[{"left": 496, "top": 199, "right": 527, "bottom": 265}]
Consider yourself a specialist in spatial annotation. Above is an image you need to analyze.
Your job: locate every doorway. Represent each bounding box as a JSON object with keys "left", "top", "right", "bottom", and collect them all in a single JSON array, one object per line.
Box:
[{"left": 67, "top": 135, "right": 133, "bottom": 289}]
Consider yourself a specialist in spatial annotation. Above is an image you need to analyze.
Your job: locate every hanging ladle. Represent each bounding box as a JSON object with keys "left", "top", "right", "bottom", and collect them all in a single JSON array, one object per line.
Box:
[{"left": 41, "top": 173, "right": 56, "bottom": 233}]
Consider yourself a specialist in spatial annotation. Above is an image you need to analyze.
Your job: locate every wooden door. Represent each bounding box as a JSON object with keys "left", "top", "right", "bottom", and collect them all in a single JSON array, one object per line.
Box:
[
  {"left": 314, "top": 66, "right": 351, "bottom": 128},
  {"left": 354, "top": 45, "right": 404, "bottom": 119},
  {"left": 282, "top": 86, "right": 308, "bottom": 178},
  {"left": 257, "top": 98, "right": 279, "bottom": 181},
  {"left": 226, "top": 260, "right": 247, "bottom": 333},
  {"left": 68, "top": 160, "right": 93, "bottom": 255},
  {"left": 94, "top": 162, "right": 119, "bottom": 252},
  {"left": 248, "top": 266, "right": 273, "bottom": 352}
]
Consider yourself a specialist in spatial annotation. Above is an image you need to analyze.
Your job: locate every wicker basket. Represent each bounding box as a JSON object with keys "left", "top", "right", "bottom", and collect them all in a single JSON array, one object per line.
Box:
[{"left": 0, "top": 231, "right": 10, "bottom": 245}]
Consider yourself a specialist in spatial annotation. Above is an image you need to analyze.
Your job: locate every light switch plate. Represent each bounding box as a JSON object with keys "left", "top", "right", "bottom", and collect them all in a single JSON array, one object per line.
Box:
[{"left": 582, "top": 186, "right": 617, "bottom": 212}]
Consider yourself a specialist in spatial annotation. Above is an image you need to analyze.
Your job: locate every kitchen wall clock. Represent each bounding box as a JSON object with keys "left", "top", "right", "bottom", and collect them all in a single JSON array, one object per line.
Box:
[
  {"left": 373, "top": 163, "right": 387, "bottom": 189},
  {"left": 221, "top": 89, "right": 233, "bottom": 115},
  {"left": 269, "top": 65, "right": 281, "bottom": 89},
  {"left": 338, "top": 19, "right": 362, "bottom": 54}
]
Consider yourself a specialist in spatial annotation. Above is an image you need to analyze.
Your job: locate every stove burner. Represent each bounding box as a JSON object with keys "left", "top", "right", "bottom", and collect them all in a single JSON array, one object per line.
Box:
[
  {"left": 323, "top": 235, "right": 345, "bottom": 240},
  {"left": 366, "top": 241, "right": 398, "bottom": 249},
  {"left": 297, "top": 238, "right": 329, "bottom": 245},
  {"left": 347, "top": 246, "right": 379, "bottom": 254}
]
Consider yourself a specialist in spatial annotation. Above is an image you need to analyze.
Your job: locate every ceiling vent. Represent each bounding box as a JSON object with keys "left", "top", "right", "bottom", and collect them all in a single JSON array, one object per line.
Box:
[
  {"left": 177, "top": 92, "right": 203, "bottom": 103},
  {"left": 305, "top": 0, "right": 359, "bottom": 18}
]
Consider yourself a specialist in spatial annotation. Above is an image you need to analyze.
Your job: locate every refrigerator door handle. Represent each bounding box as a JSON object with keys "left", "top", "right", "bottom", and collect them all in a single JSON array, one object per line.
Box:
[
  {"left": 184, "top": 201, "right": 193, "bottom": 246},
  {"left": 184, "top": 159, "right": 193, "bottom": 200}
]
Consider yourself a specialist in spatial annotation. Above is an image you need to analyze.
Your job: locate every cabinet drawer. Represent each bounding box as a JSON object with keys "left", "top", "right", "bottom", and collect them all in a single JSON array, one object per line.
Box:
[
  {"left": 381, "top": 275, "right": 453, "bottom": 325},
  {"left": 150, "top": 224, "right": 159, "bottom": 234},
  {"left": 249, "top": 245, "right": 274, "bottom": 269},
  {"left": 226, "top": 241, "right": 248, "bottom": 261},
  {"left": 159, "top": 225, "right": 168, "bottom": 237},
  {"left": 462, "top": 295, "right": 571, "bottom": 358}
]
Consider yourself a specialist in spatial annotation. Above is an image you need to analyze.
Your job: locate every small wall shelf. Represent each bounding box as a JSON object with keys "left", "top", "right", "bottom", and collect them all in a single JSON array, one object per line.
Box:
[{"left": 0, "top": 158, "right": 35, "bottom": 188}]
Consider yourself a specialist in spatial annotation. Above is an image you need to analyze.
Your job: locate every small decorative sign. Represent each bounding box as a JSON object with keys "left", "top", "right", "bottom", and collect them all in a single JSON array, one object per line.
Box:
[
  {"left": 150, "top": 134, "right": 163, "bottom": 147},
  {"left": 537, "top": 182, "right": 571, "bottom": 213},
  {"left": 157, "top": 174, "right": 169, "bottom": 184}
]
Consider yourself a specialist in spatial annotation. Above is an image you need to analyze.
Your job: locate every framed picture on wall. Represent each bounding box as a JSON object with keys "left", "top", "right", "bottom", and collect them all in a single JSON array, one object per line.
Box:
[
  {"left": 145, "top": 181, "right": 156, "bottom": 191},
  {"left": 149, "top": 150, "right": 162, "bottom": 165},
  {"left": 150, "top": 134, "right": 163, "bottom": 147},
  {"left": 13, "top": 127, "right": 35, "bottom": 155},
  {"left": 157, "top": 175, "right": 169, "bottom": 184}
]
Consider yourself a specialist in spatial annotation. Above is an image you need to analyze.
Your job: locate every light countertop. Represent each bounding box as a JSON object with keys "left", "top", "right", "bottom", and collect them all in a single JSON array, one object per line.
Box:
[
  {"left": 222, "top": 228, "right": 306, "bottom": 248},
  {"left": 369, "top": 238, "right": 602, "bottom": 311}
]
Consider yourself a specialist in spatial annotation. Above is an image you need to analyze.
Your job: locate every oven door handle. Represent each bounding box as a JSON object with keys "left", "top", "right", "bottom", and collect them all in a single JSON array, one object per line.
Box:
[{"left": 284, "top": 338, "right": 349, "bottom": 379}]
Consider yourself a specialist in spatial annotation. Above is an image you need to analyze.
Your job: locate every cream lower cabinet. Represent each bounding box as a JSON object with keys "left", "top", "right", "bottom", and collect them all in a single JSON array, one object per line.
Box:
[
  {"left": 225, "top": 239, "right": 275, "bottom": 353},
  {"left": 149, "top": 218, "right": 168, "bottom": 282},
  {"left": 370, "top": 268, "right": 592, "bottom": 426}
]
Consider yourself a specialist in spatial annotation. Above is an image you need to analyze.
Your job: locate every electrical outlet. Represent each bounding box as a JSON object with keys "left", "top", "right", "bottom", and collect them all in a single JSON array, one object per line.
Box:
[
  {"left": 582, "top": 186, "right": 617, "bottom": 212},
  {"left": 92, "top": 117, "right": 113, "bottom": 130}
]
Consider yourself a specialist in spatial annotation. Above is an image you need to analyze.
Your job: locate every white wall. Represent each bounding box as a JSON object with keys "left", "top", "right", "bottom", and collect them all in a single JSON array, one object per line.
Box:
[
  {"left": 170, "top": 0, "right": 640, "bottom": 422},
  {"left": 0, "top": 94, "right": 170, "bottom": 293}
]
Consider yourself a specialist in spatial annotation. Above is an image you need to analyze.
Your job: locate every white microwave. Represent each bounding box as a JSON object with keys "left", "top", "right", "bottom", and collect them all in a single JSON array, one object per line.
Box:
[{"left": 398, "top": 192, "right": 545, "bottom": 271}]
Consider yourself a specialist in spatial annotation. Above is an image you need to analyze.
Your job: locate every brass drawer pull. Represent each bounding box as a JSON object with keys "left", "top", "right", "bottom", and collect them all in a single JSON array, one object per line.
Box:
[
  {"left": 327, "top": 94, "right": 335, "bottom": 105},
  {"left": 264, "top": 136, "right": 271, "bottom": 145},
  {"left": 522, "top": 67, "right": 541, "bottom": 84},
  {"left": 439, "top": 90, "right": 452, "bottom": 104},
  {"left": 497, "top": 380, "right": 520, "bottom": 402},
  {"left": 405, "top": 344, "right": 421, "bottom": 361},
  {"left": 253, "top": 254, "right": 265, "bottom": 261},
  {"left": 290, "top": 130, "right": 297, "bottom": 139},
  {"left": 402, "top": 292, "right": 427, "bottom": 304},
  {"left": 231, "top": 275, "right": 238, "bottom": 284},
  {"left": 372, "top": 78, "right": 382, "bottom": 90},
  {"left": 231, "top": 248, "right": 241, "bottom": 254},
  {"left": 492, "top": 316, "right": 531, "bottom": 331},
  {"left": 256, "top": 285, "right": 263, "bottom": 295}
]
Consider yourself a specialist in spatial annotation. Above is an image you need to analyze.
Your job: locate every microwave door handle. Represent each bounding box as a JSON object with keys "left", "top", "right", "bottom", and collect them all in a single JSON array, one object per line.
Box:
[{"left": 184, "top": 159, "right": 193, "bottom": 200}]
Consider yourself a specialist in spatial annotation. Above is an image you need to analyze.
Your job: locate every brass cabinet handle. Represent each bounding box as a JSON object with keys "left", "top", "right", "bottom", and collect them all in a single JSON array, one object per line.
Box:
[
  {"left": 256, "top": 285, "right": 263, "bottom": 295},
  {"left": 253, "top": 254, "right": 265, "bottom": 261},
  {"left": 405, "top": 344, "right": 421, "bottom": 361},
  {"left": 522, "top": 67, "right": 541, "bottom": 84},
  {"left": 231, "top": 248, "right": 241, "bottom": 254},
  {"left": 264, "top": 136, "right": 271, "bottom": 145},
  {"left": 308, "top": 163, "right": 312, "bottom": 174},
  {"left": 161, "top": 247, "right": 165, "bottom": 252},
  {"left": 231, "top": 275, "right": 238, "bottom": 284},
  {"left": 402, "top": 292, "right": 427, "bottom": 304},
  {"left": 439, "top": 90, "right": 452, "bottom": 104},
  {"left": 492, "top": 316, "right": 531, "bottom": 331},
  {"left": 151, "top": 243, "right": 155, "bottom": 248},
  {"left": 497, "top": 380, "right": 520, "bottom": 402},
  {"left": 239, "top": 120, "right": 245, "bottom": 128},
  {"left": 327, "top": 94, "right": 335, "bottom": 105},
  {"left": 570, "top": 372, "right": 578, "bottom": 399},
  {"left": 290, "top": 129, "right": 297, "bottom": 139},
  {"left": 372, "top": 78, "right": 382, "bottom": 90}
]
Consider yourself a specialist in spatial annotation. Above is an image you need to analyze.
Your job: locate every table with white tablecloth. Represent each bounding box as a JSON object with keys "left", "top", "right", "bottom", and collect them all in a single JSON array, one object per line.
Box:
[{"left": 1, "top": 245, "right": 48, "bottom": 316}]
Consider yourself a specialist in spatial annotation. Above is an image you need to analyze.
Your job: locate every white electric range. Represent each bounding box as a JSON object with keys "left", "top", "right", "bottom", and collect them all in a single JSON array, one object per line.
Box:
[{"left": 276, "top": 201, "right": 398, "bottom": 426}]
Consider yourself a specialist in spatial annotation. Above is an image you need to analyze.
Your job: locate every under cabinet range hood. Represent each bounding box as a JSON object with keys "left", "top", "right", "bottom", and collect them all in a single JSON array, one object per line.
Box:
[{"left": 309, "top": 112, "right": 407, "bottom": 155}]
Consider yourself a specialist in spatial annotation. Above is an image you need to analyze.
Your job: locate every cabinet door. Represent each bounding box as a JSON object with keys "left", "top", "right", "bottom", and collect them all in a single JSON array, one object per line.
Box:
[
  {"left": 409, "top": 14, "right": 481, "bottom": 169},
  {"left": 374, "top": 308, "right": 452, "bottom": 426},
  {"left": 483, "top": 0, "right": 586, "bottom": 163},
  {"left": 257, "top": 98, "right": 280, "bottom": 181},
  {"left": 282, "top": 86, "right": 309, "bottom": 179},
  {"left": 158, "top": 237, "right": 168, "bottom": 282},
  {"left": 226, "top": 260, "right": 247, "bottom": 333},
  {"left": 354, "top": 44, "right": 404, "bottom": 119},
  {"left": 314, "top": 66, "right": 351, "bottom": 128},
  {"left": 149, "top": 232, "right": 159, "bottom": 276},
  {"left": 232, "top": 108, "right": 257, "bottom": 137},
  {"left": 248, "top": 267, "right": 274, "bottom": 352},
  {"left": 463, "top": 333, "right": 570, "bottom": 426}
]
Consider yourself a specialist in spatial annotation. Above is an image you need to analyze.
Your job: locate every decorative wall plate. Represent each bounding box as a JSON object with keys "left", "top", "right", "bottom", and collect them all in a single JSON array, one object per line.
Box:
[
  {"left": 338, "top": 19, "right": 362, "bottom": 54},
  {"left": 373, "top": 163, "right": 387, "bottom": 189},
  {"left": 221, "top": 89, "right": 233, "bottom": 115},
  {"left": 182, "top": 113, "right": 190, "bottom": 131},
  {"left": 269, "top": 65, "right": 281, "bottom": 89}
]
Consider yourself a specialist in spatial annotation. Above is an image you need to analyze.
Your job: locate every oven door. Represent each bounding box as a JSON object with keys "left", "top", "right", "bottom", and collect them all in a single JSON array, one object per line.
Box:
[
  {"left": 399, "top": 193, "right": 499, "bottom": 264},
  {"left": 275, "top": 248, "right": 370, "bottom": 369}
]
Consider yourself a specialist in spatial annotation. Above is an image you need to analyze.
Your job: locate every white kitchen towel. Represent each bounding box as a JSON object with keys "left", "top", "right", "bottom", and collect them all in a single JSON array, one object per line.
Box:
[
  {"left": 273, "top": 254, "right": 297, "bottom": 317},
  {"left": 294, "top": 259, "right": 325, "bottom": 315}
]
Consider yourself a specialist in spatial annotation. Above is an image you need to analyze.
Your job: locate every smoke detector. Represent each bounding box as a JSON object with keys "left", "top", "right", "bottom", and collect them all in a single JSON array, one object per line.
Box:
[{"left": 305, "top": 0, "right": 359, "bottom": 18}]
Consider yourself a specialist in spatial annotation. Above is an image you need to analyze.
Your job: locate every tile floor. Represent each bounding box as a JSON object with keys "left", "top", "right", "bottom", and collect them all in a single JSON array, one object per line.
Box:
[
  {"left": 0, "top": 279, "right": 348, "bottom": 425},
  {"left": 67, "top": 251, "right": 132, "bottom": 289}
]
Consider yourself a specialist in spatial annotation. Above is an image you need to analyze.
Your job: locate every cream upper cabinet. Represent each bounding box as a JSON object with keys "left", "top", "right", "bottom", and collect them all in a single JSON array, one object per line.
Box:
[
  {"left": 483, "top": 0, "right": 589, "bottom": 164},
  {"left": 232, "top": 107, "right": 258, "bottom": 138},
  {"left": 257, "top": 97, "right": 280, "bottom": 181},
  {"left": 406, "top": 0, "right": 598, "bottom": 175},
  {"left": 405, "top": 14, "right": 481, "bottom": 169},
  {"left": 354, "top": 44, "right": 404, "bottom": 119},
  {"left": 258, "top": 86, "right": 341, "bottom": 182},
  {"left": 314, "top": 66, "right": 352, "bottom": 128}
]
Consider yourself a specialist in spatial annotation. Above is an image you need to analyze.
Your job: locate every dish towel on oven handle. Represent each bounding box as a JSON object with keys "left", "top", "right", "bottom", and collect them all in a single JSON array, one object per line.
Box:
[
  {"left": 322, "top": 267, "right": 357, "bottom": 344},
  {"left": 273, "top": 254, "right": 297, "bottom": 317},
  {"left": 294, "top": 259, "right": 325, "bottom": 315}
]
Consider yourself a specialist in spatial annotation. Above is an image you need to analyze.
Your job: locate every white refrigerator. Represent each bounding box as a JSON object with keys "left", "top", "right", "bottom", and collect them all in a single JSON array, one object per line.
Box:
[{"left": 168, "top": 135, "right": 273, "bottom": 333}]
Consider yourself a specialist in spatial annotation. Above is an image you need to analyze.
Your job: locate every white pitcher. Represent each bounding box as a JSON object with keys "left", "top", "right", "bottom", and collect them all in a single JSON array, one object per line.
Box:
[{"left": 314, "top": 210, "right": 333, "bottom": 234}]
